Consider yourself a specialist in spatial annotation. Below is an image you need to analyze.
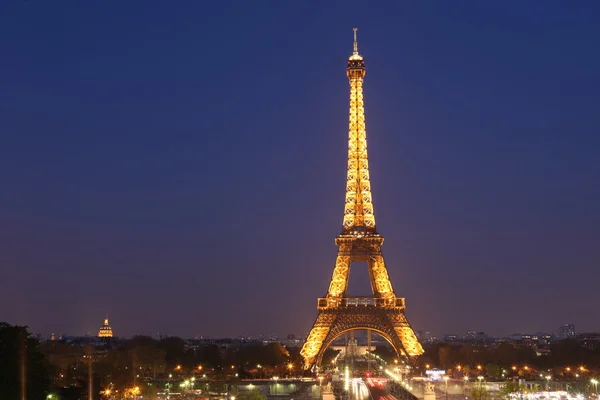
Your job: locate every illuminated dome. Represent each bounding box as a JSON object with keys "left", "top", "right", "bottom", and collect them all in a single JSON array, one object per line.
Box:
[{"left": 98, "top": 317, "right": 113, "bottom": 338}]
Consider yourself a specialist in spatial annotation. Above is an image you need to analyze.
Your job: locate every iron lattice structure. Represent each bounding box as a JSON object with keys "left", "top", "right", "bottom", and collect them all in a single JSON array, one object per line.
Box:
[{"left": 300, "top": 29, "right": 423, "bottom": 371}]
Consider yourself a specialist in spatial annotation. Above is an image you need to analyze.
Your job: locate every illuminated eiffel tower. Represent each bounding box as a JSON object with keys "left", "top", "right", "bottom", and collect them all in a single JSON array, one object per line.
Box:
[{"left": 300, "top": 29, "right": 423, "bottom": 371}]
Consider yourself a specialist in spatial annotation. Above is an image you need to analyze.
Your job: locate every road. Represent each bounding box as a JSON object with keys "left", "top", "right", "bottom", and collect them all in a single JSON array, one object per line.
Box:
[{"left": 365, "top": 377, "right": 398, "bottom": 400}]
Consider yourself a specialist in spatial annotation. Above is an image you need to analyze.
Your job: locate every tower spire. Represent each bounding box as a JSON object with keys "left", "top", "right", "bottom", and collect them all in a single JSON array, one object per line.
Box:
[{"left": 344, "top": 28, "right": 373, "bottom": 233}]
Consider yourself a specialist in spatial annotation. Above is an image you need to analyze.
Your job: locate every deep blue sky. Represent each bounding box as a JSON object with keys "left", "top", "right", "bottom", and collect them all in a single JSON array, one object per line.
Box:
[{"left": 1, "top": 2, "right": 599, "bottom": 339}]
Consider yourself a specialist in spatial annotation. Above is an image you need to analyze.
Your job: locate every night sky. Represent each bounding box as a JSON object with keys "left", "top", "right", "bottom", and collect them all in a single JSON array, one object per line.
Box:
[{"left": 1, "top": 2, "right": 599, "bottom": 339}]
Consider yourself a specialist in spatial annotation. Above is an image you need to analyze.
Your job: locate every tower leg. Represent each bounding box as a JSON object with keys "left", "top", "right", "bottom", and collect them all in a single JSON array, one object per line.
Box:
[
  {"left": 367, "top": 253, "right": 395, "bottom": 299},
  {"left": 300, "top": 313, "right": 334, "bottom": 370},
  {"left": 327, "top": 246, "right": 352, "bottom": 297}
]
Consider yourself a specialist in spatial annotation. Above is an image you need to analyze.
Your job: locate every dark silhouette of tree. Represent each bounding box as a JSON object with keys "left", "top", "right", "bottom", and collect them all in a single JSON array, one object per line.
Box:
[
  {"left": 439, "top": 346, "right": 458, "bottom": 369},
  {"left": 200, "top": 344, "right": 223, "bottom": 368},
  {"left": 0, "top": 322, "right": 51, "bottom": 399},
  {"left": 157, "top": 336, "right": 186, "bottom": 365},
  {"left": 127, "top": 335, "right": 165, "bottom": 378},
  {"left": 485, "top": 364, "right": 500, "bottom": 378}
]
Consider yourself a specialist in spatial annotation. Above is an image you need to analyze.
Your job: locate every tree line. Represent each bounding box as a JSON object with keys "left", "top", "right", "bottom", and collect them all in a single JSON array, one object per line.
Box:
[{"left": 1, "top": 322, "right": 339, "bottom": 399}]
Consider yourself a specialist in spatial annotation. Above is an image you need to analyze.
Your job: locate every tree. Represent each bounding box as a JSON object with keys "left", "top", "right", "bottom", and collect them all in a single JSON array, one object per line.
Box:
[
  {"left": 237, "top": 389, "right": 267, "bottom": 400},
  {"left": 439, "top": 346, "right": 456, "bottom": 369},
  {"left": 127, "top": 335, "right": 165, "bottom": 377},
  {"left": 157, "top": 336, "right": 186, "bottom": 365},
  {"left": 485, "top": 364, "right": 501, "bottom": 379},
  {"left": 499, "top": 381, "right": 523, "bottom": 399},
  {"left": 0, "top": 322, "right": 51, "bottom": 399},
  {"left": 459, "top": 344, "right": 478, "bottom": 366},
  {"left": 471, "top": 383, "right": 488, "bottom": 400}
]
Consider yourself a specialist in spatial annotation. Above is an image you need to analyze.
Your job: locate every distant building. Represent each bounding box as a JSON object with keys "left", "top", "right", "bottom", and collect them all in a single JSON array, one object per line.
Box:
[
  {"left": 98, "top": 317, "right": 113, "bottom": 338},
  {"left": 416, "top": 331, "right": 432, "bottom": 343},
  {"left": 557, "top": 324, "right": 575, "bottom": 339},
  {"left": 465, "top": 331, "right": 489, "bottom": 342},
  {"left": 443, "top": 334, "right": 459, "bottom": 342},
  {"left": 576, "top": 332, "right": 600, "bottom": 349},
  {"left": 330, "top": 339, "right": 374, "bottom": 357}
]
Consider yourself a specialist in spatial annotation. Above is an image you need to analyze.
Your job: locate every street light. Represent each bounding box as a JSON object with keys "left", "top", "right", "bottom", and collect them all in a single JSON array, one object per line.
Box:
[
  {"left": 477, "top": 376, "right": 484, "bottom": 400},
  {"left": 443, "top": 376, "right": 449, "bottom": 400},
  {"left": 591, "top": 379, "right": 598, "bottom": 398}
]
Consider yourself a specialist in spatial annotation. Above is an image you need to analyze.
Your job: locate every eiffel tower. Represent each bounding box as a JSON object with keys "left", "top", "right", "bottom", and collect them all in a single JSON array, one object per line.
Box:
[{"left": 300, "top": 29, "right": 423, "bottom": 371}]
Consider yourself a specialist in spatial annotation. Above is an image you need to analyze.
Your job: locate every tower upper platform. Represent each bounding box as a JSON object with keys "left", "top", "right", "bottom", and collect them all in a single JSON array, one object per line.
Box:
[{"left": 347, "top": 28, "right": 366, "bottom": 79}]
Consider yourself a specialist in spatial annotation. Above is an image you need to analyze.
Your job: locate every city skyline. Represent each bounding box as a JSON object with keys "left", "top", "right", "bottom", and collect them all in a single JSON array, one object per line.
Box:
[{"left": 1, "top": 2, "right": 600, "bottom": 339}]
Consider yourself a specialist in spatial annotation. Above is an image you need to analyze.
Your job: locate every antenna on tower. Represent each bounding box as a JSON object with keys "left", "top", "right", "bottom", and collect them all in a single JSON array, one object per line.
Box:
[{"left": 353, "top": 28, "right": 358, "bottom": 54}]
